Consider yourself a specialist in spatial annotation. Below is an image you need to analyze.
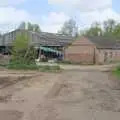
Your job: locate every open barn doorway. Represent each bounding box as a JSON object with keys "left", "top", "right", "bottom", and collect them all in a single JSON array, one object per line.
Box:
[{"left": 36, "top": 46, "right": 63, "bottom": 62}]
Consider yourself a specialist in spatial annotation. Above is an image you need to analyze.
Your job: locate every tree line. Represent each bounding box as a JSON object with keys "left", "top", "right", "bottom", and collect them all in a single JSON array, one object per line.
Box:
[
  {"left": 18, "top": 22, "right": 41, "bottom": 32},
  {"left": 58, "top": 19, "right": 120, "bottom": 39},
  {"left": 18, "top": 19, "right": 120, "bottom": 38},
  {"left": 81, "top": 19, "right": 120, "bottom": 38}
]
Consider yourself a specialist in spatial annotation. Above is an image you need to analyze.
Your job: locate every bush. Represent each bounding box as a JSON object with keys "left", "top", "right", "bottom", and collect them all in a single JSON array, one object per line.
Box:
[
  {"left": 8, "top": 33, "right": 61, "bottom": 72},
  {"left": 11, "top": 33, "right": 37, "bottom": 65}
]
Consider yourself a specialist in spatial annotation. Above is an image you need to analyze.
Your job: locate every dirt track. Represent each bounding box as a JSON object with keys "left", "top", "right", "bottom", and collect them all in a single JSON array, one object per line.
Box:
[{"left": 0, "top": 67, "right": 120, "bottom": 120}]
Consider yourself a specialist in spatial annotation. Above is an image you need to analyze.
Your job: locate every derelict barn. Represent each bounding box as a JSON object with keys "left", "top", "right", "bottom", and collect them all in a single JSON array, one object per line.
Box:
[
  {"left": 65, "top": 36, "right": 120, "bottom": 64},
  {"left": 0, "top": 29, "right": 73, "bottom": 60}
]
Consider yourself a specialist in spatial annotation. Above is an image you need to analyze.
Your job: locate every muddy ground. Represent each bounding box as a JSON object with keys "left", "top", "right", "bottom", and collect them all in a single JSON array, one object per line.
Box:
[{"left": 0, "top": 66, "right": 120, "bottom": 120}]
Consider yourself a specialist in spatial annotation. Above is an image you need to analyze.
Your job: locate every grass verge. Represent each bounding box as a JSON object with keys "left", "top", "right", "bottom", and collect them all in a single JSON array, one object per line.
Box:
[
  {"left": 113, "top": 70, "right": 120, "bottom": 79},
  {"left": 113, "top": 65, "right": 120, "bottom": 79},
  {"left": 6, "top": 63, "right": 61, "bottom": 72}
]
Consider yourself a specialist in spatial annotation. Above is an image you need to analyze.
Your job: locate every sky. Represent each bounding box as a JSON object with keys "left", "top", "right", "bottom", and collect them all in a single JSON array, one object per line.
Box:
[{"left": 0, "top": 0, "right": 120, "bottom": 33}]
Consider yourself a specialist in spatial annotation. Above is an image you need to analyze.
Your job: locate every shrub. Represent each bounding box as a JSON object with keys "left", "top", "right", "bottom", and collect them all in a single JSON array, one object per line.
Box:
[
  {"left": 8, "top": 32, "right": 61, "bottom": 72},
  {"left": 11, "top": 33, "right": 37, "bottom": 65}
]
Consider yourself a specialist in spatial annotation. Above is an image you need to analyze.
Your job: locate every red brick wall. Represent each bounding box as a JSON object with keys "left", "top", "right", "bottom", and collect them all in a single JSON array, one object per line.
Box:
[
  {"left": 64, "top": 36, "right": 120, "bottom": 64},
  {"left": 65, "top": 53, "right": 94, "bottom": 64},
  {"left": 64, "top": 37, "right": 96, "bottom": 64}
]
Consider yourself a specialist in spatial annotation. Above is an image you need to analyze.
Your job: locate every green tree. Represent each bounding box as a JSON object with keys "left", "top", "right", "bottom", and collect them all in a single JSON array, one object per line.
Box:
[
  {"left": 79, "top": 19, "right": 120, "bottom": 39},
  {"left": 19, "top": 22, "right": 26, "bottom": 30},
  {"left": 83, "top": 22, "right": 102, "bottom": 36},
  {"left": 103, "top": 19, "right": 116, "bottom": 36},
  {"left": 33, "top": 24, "right": 41, "bottom": 32},
  {"left": 113, "top": 23, "right": 120, "bottom": 38},
  {"left": 27, "top": 22, "right": 41, "bottom": 32},
  {"left": 18, "top": 22, "right": 41, "bottom": 32},
  {"left": 58, "top": 19, "right": 78, "bottom": 37},
  {"left": 28, "top": 22, "right": 34, "bottom": 31},
  {"left": 12, "top": 33, "right": 36, "bottom": 64}
]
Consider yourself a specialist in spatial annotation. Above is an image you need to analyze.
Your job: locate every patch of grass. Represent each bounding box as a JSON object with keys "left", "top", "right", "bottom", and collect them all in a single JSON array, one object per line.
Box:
[
  {"left": 113, "top": 70, "right": 120, "bottom": 79},
  {"left": 7, "top": 63, "right": 39, "bottom": 70},
  {"left": 6, "top": 63, "right": 61, "bottom": 72},
  {"left": 113, "top": 65, "right": 120, "bottom": 79}
]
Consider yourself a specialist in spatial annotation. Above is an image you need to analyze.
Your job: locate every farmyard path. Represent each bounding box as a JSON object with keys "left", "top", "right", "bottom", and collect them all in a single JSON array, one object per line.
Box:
[{"left": 0, "top": 66, "right": 120, "bottom": 120}]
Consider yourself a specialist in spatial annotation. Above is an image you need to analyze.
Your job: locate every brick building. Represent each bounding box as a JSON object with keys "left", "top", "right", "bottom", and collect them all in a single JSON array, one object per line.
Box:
[{"left": 65, "top": 36, "right": 120, "bottom": 64}]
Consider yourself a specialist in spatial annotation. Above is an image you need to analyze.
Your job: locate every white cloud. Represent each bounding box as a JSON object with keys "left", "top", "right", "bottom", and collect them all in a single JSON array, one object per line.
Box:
[
  {"left": 77, "top": 8, "right": 120, "bottom": 29},
  {"left": 48, "top": 0, "right": 65, "bottom": 4},
  {"left": 41, "top": 12, "right": 69, "bottom": 33},
  {"left": 0, "top": 0, "right": 25, "bottom": 6},
  {"left": 0, "top": 7, "right": 32, "bottom": 32},
  {"left": 0, "top": 7, "right": 31, "bottom": 24},
  {"left": 49, "top": 0, "right": 112, "bottom": 11},
  {"left": 0, "top": 0, "right": 120, "bottom": 33},
  {"left": 0, "top": 9, "right": 69, "bottom": 33},
  {"left": 0, "top": 0, "right": 28, "bottom": 32},
  {"left": 48, "top": 0, "right": 120, "bottom": 32}
]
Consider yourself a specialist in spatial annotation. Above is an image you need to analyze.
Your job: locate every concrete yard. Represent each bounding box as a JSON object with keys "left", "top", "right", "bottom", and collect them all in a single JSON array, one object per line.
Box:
[{"left": 0, "top": 65, "right": 120, "bottom": 120}]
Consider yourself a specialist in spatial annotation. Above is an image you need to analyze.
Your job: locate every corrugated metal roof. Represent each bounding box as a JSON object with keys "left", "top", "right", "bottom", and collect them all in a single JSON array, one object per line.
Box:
[
  {"left": 86, "top": 36, "right": 120, "bottom": 49},
  {"left": 2, "top": 29, "right": 74, "bottom": 47}
]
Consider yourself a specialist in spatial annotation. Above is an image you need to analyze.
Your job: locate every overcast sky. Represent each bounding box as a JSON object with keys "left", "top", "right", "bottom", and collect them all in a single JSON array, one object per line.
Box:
[{"left": 0, "top": 0, "right": 120, "bottom": 33}]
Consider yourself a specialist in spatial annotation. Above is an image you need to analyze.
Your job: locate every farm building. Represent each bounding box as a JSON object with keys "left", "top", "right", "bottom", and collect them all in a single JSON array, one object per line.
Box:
[
  {"left": 65, "top": 36, "right": 120, "bottom": 64},
  {"left": 1, "top": 30, "right": 120, "bottom": 64},
  {"left": 0, "top": 29, "right": 73, "bottom": 60}
]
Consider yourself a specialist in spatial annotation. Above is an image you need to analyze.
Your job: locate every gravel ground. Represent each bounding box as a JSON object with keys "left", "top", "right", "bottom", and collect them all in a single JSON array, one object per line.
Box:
[{"left": 0, "top": 66, "right": 120, "bottom": 120}]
